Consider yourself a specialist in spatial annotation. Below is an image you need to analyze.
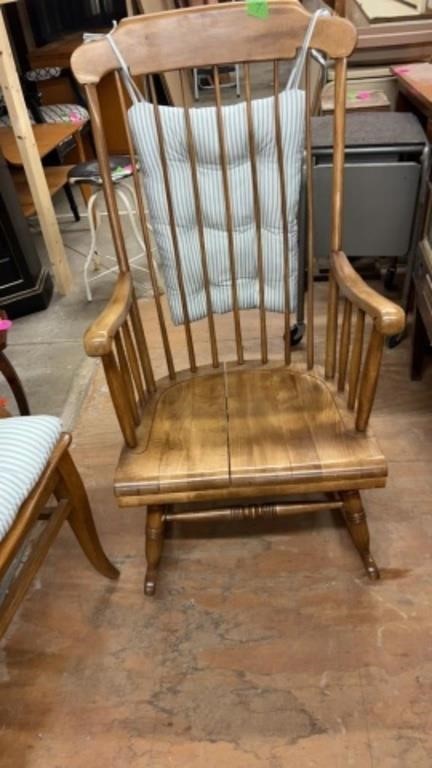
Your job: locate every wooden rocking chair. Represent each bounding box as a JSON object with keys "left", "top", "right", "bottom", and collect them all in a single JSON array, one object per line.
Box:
[{"left": 71, "top": 2, "right": 405, "bottom": 595}]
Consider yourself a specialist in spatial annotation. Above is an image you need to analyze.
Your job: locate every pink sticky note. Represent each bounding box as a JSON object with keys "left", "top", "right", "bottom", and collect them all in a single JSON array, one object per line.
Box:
[
  {"left": 0, "top": 319, "right": 12, "bottom": 331},
  {"left": 356, "top": 91, "right": 372, "bottom": 100},
  {"left": 394, "top": 66, "right": 410, "bottom": 75}
]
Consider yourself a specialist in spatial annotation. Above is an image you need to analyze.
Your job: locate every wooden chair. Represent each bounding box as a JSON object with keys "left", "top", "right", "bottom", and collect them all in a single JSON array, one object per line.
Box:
[
  {"left": 0, "top": 311, "right": 30, "bottom": 416},
  {"left": 0, "top": 412, "right": 119, "bottom": 637},
  {"left": 70, "top": 2, "right": 405, "bottom": 595}
]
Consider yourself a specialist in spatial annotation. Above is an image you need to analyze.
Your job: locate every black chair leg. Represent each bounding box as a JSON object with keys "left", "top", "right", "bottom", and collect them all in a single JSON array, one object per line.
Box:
[{"left": 64, "top": 183, "right": 80, "bottom": 222}]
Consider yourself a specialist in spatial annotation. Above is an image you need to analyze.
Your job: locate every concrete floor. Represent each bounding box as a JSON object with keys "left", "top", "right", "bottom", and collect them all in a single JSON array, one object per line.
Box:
[
  {"left": 2, "top": 290, "right": 432, "bottom": 767},
  {"left": 0, "top": 188, "right": 153, "bottom": 426}
]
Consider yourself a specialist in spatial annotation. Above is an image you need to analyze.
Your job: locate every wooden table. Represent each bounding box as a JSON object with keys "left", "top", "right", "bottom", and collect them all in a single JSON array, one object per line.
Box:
[
  {"left": 391, "top": 62, "right": 432, "bottom": 141},
  {"left": 12, "top": 165, "right": 75, "bottom": 218},
  {"left": 0, "top": 122, "right": 90, "bottom": 211},
  {"left": 0, "top": 122, "right": 85, "bottom": 165}
]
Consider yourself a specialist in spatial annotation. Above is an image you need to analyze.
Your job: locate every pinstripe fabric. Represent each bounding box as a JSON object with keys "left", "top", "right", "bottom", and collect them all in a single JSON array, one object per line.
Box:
[
  {"left": 0, "top": 416, "right": 62, "bottom": 541},
  {"left": 129, "top": 87, "right": 305, "bottom": 325}
]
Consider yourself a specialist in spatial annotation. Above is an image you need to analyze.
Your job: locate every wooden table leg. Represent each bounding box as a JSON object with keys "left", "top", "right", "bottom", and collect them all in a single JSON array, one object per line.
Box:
[
  {"left": 411, "top": 303, "right": 429, "bottom": 381},
  {"left": 0, "top": 351, "right": 30, "bottom": 415}
]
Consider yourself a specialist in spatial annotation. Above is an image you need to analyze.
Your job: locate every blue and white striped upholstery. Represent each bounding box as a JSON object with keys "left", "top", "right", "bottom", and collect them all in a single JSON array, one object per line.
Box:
[
  {"left": 39, "top": 104, "right": 89, "bottom": 124},
  {"left": 0, "top": 416, "right": 62, "bottom": 541},
  {"left": 129, "top": 89, "right": 304, "bottom": 325},
  {"left": 0, "top": 102, "right": 89, "bottom": 128}
]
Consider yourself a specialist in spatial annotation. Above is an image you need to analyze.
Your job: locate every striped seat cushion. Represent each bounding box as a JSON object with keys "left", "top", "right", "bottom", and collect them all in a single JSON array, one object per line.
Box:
[
  {"left": 0, "top": 416, "right": 62, "bottom": 541},
  {"left": 0, "top": 104, "right": 89, "bottom": 129},
  {"left": 39, "top": 104, "right": 89, "bottom": 124},
  {"left": 129, "top": 88, "right": 304, "bottom": 325}
]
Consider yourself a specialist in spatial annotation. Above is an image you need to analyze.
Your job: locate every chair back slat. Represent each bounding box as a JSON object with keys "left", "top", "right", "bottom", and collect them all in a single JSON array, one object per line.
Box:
[
  {"left": 129, "top": 299, "right": 157, "bottom": 392},
  {"left": 115, "top": 331, "right": 140, "bottom": 425},
  {"left": 305, "top": 53, "right": 315, "bottom": 371},
  {"left": 180, "top": 68, "right": 219, "bottom": 369},
  {"left": 325, "top": 57, "right": 348, "bottom": 381},
  {"left": 213, "top": 65, "right": 244, "bottom": 366},
  {"left": 122, "top": 319, "right": 146, "bottom": 406},
  {"left": 244, "top": 62, "right": 268, "bottom": 365},
  {"left": 149, "top": 75, "right": 197, "bottom": 373},
  {"left": 103, "top": 352, "right": 137, "bottom": 447},
  {"left": 330, "top": 59, "right": 347, "bottom": 254},
  {"left": 273, "top": 60, "right": 291, "bottom": 366},
  {"left": 85, "top": 84, "right": 131, "bottom": 273},
  {"left": 337, "top": 298, "right": 352, "bottom": 391},
  {"left": 347, "top": 308, "right": 365, "bottom": 409},
  {"left": 113, "top": 71, "right": 175, "bottom": 382},
  {"left": 356, "top": 326, "right": 384, "bottom": 432}
]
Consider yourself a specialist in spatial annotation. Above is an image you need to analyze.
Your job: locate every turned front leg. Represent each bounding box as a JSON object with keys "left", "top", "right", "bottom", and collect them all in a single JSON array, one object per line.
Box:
[
  {"left": 341, "top": 490, "right": 380, "bottom": 581},
  {"left": 144, "top": 505, "right": 165, "bottom": 596}
]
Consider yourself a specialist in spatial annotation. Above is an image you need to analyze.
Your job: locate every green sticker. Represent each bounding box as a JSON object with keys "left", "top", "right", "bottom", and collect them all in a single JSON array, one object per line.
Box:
[{"left": 247, "top": 0, "right": 269, "bottom": 19}]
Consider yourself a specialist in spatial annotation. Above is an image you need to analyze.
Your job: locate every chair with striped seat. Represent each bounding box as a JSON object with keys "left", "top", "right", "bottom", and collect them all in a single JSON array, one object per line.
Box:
[{"left": 0, "top": 413, "right": 119, "bottom": 638}]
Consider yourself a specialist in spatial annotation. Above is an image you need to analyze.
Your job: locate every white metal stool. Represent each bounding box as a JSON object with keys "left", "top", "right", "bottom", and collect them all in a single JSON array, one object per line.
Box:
[{"left": 68, "top": 156, "right": 160, "bottom": 301}]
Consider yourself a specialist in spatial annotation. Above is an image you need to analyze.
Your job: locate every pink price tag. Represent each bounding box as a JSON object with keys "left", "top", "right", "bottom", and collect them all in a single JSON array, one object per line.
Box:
[
  {"left": 0, "top": 319, "right": 12, "bottom": 332},
  {"left": 356, "top": 91, "right": 372, "bottom": 101},
  {"left": 394, "top": 66, "right": 410, "bottom": 75}
]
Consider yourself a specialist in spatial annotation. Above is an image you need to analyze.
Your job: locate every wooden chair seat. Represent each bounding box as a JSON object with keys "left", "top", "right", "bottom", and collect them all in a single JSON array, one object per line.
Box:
[{"left": 115, "top": 366, "right": 387, "bottom": 504}]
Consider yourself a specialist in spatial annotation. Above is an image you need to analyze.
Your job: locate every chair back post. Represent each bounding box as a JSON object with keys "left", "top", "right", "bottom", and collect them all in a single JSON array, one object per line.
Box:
[{"left": 325, "top": 56, "right": 347, "bottom": 380}]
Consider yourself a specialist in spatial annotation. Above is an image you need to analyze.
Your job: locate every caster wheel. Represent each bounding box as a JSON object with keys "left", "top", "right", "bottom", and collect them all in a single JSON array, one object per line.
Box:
[
  {"left": 387, "top": 332, "right": 404, "bottom": 349},
  {"left": 384, "top": 266, "right": 397, "bottom": 291},
  {"left": 290, "top": 323, "right": 305, "bottom": 347}
]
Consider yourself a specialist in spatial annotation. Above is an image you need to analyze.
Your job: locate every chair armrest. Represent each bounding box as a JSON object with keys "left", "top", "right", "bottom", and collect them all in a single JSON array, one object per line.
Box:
[
  {"left": 331, "top": 251, "right": 405, "bottom": 336},
  {"left": 83, "top": 273, "right": 133, "bottom": 357}
]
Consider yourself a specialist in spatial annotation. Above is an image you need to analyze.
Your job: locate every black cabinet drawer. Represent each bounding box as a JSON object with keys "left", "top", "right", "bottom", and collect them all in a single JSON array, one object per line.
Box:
[{"left": 0, "top": 252, "right": 23, "bottom": 289}]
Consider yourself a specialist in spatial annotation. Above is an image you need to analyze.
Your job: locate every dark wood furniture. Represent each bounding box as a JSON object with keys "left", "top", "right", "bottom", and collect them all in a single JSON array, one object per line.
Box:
[
  {"left": 0, "top": 122, "right": 90, "bottom": 213},
  {"left": 0, "top": 148, "right": 53, "bottom": 318},
  {"left": 411, "top": 190, "right": 432, "bottom": 379},
  {"left": 392, "top": 62, "right": 432, "bottom": 142},
  {"left": 0, "top": 122, "right": 85, "bottom": 165},
  {"left": 0, "top": 310, "right": 30, "bottom": 415},
  {"left": 28, "top": 37, "right": 131, "bottom": 154},
  {"left": 345, "top": 0, "right": 432, "bottom": 66},
  {"left": 0, "top": 413, "right": 119, "bottom": 639},
  {"left": 29, "top": 35, "right": 87, "bottom": 70},
  {"left": 71, "top": 2, "right": 405, "bottom": 596}
]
